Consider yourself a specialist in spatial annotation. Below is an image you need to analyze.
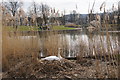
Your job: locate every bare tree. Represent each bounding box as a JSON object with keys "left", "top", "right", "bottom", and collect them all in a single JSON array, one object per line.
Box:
[
  {"left": 41, "top": 3, "right": 50, "bottom": 26},
  {"left": 28, "top": 2, "right": 50, "bottom": 29},
  {"left": 3, "top": 0, "right": 23, "bottom": 16},
  {"left": 27, "top": 1, "right": 40, "bottom": 26},
  {"left": 28, "top": 1, "right": 40, "bottom": 17},
  {"left": 18, "top": 8, "right": 25, "bottom": 25}
]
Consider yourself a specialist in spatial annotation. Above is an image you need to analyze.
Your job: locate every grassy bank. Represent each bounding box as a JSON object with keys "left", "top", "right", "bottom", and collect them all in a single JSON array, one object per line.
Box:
[
  {"left": 52, "top": 25, "right": 75, "bottom": 30},
  {"left": 6, "top": 26, "right": 39, "bottom": 31},
  {"left": 6, "top": 25, "right": 76, "bottom": 31}
]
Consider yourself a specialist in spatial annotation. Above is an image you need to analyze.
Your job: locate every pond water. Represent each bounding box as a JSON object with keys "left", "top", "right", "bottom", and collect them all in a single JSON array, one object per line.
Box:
[
  {"left": 8, "top": 30, "right": 120, "bottom": 58},
  {"left": 38, "top": 31, "right": 120, "bottom": 57}
]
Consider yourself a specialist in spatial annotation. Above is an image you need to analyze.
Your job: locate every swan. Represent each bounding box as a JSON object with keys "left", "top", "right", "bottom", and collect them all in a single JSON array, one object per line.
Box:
[{"left": 41, "top": 48, "right": 63, "bottom": 60}]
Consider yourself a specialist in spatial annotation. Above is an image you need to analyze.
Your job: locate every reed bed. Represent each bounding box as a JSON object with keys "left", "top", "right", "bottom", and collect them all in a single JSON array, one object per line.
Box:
[
  {"left": 2, "top": 1, "right": 120, "bottom": 78},
  {"left": 0, "top": 10, "right": 2, "bottom": 79},
  {"left": 86, "top": 15, "right": 119, "bottom": 79},
  {"left": 39, "top": 31, "right": 61, "bottom": 57},
  {"left": 2, "top": 25, "right": 119, "bottom": 78},
  {"left": 2, "top": 26, "right": 40, "bottom": 71}
]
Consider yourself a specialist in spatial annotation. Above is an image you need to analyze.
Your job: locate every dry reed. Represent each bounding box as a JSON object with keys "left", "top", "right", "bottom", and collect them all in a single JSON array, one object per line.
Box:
[{"left": 2, "top": 26, "right": 40, "bottom": 71}]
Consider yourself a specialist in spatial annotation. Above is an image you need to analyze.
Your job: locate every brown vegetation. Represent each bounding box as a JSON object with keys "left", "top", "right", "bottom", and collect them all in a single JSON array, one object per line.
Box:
[{"left": 1, "top": 0, "right": 120, "bottom": 79}]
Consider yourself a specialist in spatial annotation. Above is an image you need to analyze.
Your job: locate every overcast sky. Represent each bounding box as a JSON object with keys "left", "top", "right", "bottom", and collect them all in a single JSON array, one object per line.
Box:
[{"left": 3, "top": 0, "right": 120, "bottom": 14}]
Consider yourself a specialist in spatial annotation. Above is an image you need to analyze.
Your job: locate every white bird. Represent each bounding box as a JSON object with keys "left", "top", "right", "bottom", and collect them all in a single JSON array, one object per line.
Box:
[
  {"left": 41, "top": 56, "right": 61, "bottom": 60},
  {"left": 41, "top": 48, "right": 63, "bottom": 61}
]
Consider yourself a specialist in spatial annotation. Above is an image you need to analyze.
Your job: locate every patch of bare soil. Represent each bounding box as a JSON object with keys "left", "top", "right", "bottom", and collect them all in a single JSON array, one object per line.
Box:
[{"left": 2, "top": 58, "right": 118, "bottom": 79}]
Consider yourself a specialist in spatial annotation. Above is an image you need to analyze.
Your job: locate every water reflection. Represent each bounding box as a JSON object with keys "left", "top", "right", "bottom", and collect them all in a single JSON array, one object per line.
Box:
[{"left": 8, "top": 31, "right": 120, "bottom": 58}]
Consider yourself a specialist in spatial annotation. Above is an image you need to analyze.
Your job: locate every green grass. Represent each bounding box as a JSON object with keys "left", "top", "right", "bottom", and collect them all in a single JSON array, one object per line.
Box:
[
  {"left": 6, "top": 26, "right": 39, "bottom": 31},
  {"left": 52, "top": 25, "right": 75, "bottom": 30},
  {"left": 6, "top": 25, "right": 76, "bottom": 31},
  {"left": 18, "top": 26, "right": 39, "bottom": 31}
]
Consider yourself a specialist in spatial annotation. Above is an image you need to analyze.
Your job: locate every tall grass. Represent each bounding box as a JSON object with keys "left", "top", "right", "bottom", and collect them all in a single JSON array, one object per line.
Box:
[
  {"left": 2, "top": 22, "right": 119, "bottom": 78},
  {"left": 2, "top": 26, "right": 40, "bottom": 71},
  {"left": 39, "top": 31, "right": 69, "bottom": 58},
  {"left": 0, "top": 7, "right": 2, "bottom": 79},
  {"left": 39, "top": 31, "right": 61, "bottom": 56},
  {"left": 2, "top": 26, "right": 68, "bottom": 72},
  {"left": 76, "top": 1, "right": 119, "bottom": 78}
]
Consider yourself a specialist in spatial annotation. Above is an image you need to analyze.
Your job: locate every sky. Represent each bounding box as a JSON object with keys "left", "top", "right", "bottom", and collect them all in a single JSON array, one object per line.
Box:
[{"left": 2, "top": 0, "right": 120, "bottom": 14}]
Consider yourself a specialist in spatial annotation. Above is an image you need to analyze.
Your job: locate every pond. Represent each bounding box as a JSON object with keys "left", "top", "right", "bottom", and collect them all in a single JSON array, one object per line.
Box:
[
  {"left": 39, "top": 31, "right": 120, "bottom": 57},
  {"left": 7, "top": 30, "right": 120, "bottom": 58}
]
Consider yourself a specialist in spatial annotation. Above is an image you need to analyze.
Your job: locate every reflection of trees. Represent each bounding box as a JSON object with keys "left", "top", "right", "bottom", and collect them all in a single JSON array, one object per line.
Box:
[
  {"left": 69, "top": 31, "right": 81, "bottom": 41},
  {"left": 69, "top": 33, "right": 78, "bottom": 57},
  {"left": 62, "top": 33, "right": 69, "bottom": 57},
  {"left": 87, "top": 32, "right": 95, "bottom": 56},
  {"left": 70, "top": 33, "right": 76, "bottom": 41}
]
